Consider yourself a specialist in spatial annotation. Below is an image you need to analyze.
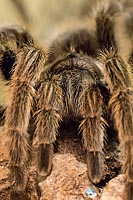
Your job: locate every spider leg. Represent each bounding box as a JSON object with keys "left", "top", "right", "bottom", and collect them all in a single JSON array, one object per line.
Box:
[
  {"left": 4, "top": 46, "right": 46, "bottom": 191},
  {"left": 100, "top": 49, "right": 133, "bottom": 200},
  {"left": 78, "top": 77, "right": 107, "bottom": 184},
  {"left": 96, "top": 3, "right": 133, "bottom": 199},
  {"left": 35, "top": 75, "right": 63, "bottom": 179},
  {"left": 0, "top": 26, "right": 35, "bottom": 128}
]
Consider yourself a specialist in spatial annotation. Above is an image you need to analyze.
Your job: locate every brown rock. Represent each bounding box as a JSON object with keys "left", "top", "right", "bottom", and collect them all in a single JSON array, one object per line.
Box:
[
  {"left": 39, "top": 154, "right": 99, "bottom": 200},
  {"left": 100, "top": 174, "right": 125, "bottom": 200}
]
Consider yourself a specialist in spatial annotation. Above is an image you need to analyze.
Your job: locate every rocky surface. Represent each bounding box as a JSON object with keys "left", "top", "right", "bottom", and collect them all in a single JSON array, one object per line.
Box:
[
  {"left": 39, "top": 154, "right": 125, "bottom": 200},
  {"left": 39, "top": 154, "right": 97, "bottom": 200},
  {"left": 0, "top": 125, "right": 124, "bottom": 200},
  {"left": 100, "top": 174, "right": 125, "bottom": 200}
]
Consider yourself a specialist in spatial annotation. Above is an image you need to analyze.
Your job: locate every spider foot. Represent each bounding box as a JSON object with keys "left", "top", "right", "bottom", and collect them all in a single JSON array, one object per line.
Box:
[
  {"left": 36, "top": 144, "right": 53, "bottom": 181},
  {"left": 86, "top": 151, "right": 104, "bottom": 184}
]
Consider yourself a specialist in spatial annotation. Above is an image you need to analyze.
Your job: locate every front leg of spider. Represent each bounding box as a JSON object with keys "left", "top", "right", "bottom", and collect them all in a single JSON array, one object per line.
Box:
[{"left": 4, "top": 46, "right": 46, "bottom": 192}]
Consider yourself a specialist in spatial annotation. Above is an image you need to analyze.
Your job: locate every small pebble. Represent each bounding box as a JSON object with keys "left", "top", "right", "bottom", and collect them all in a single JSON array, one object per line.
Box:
[{"left": 85, "top": 187, "right": 97, "bottom": 198}]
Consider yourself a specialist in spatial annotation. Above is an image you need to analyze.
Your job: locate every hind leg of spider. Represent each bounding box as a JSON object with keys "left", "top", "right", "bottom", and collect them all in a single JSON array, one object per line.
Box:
[{"left": 78, "top": 84, "right": 106, "bottom": 184}]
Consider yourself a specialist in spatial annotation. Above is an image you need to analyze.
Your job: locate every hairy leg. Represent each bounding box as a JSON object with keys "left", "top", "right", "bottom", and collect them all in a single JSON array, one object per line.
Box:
[
  {"left": 35, "top": 75, "right": 63, "bottom": 179},
  {"left": 96, "top": 4, "right": 133, "bottom": 198},
  {"left": 100, "top": 49, "right": 133, "bottom": 200},
  {"left": 78, "top": 80, "right": 107, "bottom": 183},
  {"left": 4, "top": 46, "right": 46, "bottom": 191}
]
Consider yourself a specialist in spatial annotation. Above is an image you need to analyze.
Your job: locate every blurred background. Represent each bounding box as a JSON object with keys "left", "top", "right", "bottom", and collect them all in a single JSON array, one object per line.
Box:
[
  {"left": 0, "top": 0, "right": 90, "bottom": 102},
  {"left": 0, "top": 0, "right": 89, "bottom": 41}
]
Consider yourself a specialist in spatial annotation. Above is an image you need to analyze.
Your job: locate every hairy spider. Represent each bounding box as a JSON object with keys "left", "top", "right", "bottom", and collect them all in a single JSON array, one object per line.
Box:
[{"left": 0, "top": 1, "right": 133, "bottom": 200}]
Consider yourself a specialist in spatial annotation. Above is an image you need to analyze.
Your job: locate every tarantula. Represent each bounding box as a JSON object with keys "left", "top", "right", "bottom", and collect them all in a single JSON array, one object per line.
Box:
[{"left": 0, "top": 1, "right": 133, "bottom": 200}]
